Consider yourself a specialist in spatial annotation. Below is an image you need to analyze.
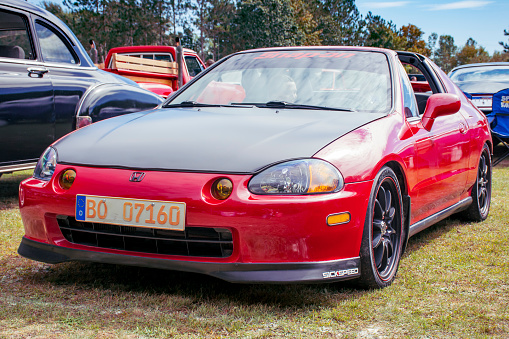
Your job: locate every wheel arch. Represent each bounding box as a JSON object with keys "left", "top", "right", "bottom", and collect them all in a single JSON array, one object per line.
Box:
[{"left": 486, "top": 139, "right": 493, "bottom": 157}]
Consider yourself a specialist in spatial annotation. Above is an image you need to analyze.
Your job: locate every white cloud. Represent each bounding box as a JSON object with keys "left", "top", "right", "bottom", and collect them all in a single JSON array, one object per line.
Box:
[
  {"left": 428, "top": 1, "right": 494, "bottom": 10},
  {"left": 362, "top": 1, "right": 411, "bottom": 8}
]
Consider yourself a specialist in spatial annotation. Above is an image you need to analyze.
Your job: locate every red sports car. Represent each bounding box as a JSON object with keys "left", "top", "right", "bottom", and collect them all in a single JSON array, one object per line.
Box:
[{"left": 18, "top": 47, "right": 492, "bottom": 289}]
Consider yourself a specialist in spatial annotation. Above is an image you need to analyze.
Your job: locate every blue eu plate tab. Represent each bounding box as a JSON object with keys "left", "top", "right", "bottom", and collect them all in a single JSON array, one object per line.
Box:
[{"left": 75, "top": 195, "right": 86, "bottom": 221}]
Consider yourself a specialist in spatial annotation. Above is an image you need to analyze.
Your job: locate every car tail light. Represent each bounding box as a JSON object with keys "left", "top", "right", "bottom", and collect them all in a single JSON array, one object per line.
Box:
[{"left": 76, "top": 116, "right": 92, "bottom": 129}]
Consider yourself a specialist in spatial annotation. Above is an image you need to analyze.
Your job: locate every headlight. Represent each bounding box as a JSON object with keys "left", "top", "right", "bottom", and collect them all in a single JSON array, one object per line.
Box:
[
  {"left": 248, "top": 159, "right": 344, "bottom": 195},
  {"left": 33, "top": 147, "right": 57, "bottom": 181}
]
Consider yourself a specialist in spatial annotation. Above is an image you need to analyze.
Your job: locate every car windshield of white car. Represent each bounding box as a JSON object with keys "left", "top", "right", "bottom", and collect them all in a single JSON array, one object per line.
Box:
[
  {"left": 165, "top": 50, "right": 392, "bottom": 113},
  {"left": 450, "top": 66, "right": 509, "bottom": 93}
]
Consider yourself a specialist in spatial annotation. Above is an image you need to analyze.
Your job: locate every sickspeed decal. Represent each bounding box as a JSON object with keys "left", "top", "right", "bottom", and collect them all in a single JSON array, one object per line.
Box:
[
  {"left": 502, "top": 95, "right": 509, "bottom": 108},
  {"left": 322, "top": 268, "right": 359, "bottom": 279}
]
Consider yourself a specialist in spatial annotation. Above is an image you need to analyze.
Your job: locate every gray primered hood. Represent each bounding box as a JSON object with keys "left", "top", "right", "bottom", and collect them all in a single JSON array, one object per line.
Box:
[{"left": 55, "top": 107, "right": 385, "bottom": 174}]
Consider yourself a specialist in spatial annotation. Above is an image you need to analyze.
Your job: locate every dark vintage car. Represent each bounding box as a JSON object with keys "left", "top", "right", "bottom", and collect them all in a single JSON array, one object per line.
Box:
[
  {"left": 18, "top": 47, "right": 492, "bottom": 289},
  {"left": 0, "top": 0, "right": 163, "bottom": 176}
]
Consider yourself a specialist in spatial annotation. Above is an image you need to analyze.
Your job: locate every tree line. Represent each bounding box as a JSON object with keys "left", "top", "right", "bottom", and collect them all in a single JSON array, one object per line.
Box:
[{"left": 45, "top": 0, "right": 509, "bottom": 72}]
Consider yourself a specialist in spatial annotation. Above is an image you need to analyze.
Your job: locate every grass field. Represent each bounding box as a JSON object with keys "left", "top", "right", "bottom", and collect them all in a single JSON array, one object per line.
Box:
[{"left": 0, "top": 168, "right": 508, "bottom": 338}]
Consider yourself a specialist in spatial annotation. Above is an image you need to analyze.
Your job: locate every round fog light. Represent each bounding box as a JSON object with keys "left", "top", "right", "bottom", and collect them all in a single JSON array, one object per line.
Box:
[
  {"left": 211, "top": 178, "right": 233, "bottom": 200},
  {"left": 59, "top": 169, "right": 76, "bottom": 190}
]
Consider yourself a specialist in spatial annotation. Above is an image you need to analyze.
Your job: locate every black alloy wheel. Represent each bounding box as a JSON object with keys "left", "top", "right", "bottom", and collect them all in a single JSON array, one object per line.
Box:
[
  {"left": 372, "top": 179, "right": 399, "bottom": 279},
  {"left": 477, "top": 151, "right": 490, "bottom": 217},
  {"left": 359, "top": 166, "right": 404, "bottom": 289},
  {"left": 460, "top": 143, "right": 492, "bottom": 221}
]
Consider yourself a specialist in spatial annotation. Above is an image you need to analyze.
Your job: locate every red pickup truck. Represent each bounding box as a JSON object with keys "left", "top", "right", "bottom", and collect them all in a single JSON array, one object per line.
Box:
[{"left": 102, "top": 45, "right": 206, "bottom": 97}]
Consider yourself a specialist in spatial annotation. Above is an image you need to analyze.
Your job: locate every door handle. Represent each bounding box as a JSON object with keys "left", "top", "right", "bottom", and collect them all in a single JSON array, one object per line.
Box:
[{"left": 27, "top": 67, "right": 49, "bottom": 77}]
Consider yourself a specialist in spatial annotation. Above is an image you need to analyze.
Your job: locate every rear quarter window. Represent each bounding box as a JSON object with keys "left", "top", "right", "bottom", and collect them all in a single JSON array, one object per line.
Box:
[{"left": 35, "top": 21, "right": 77, "bottom": 65}]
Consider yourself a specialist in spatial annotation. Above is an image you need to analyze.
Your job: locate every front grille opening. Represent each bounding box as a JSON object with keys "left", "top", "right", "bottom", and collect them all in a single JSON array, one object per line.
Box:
[
  {"left": 97, "top": 234, "right": 124, "bottom": 250},
  {"left": 72, "top": 230, "right": 97, "bottom": 247},
  {"left": 158, "top": 239, "right": 188, "bottom": 256},
  {"left": 57, "top": 216, "right": 233, "bottom": 258}
]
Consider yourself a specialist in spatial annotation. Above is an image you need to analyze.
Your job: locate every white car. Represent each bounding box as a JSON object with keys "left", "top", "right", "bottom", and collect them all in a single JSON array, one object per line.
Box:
[{"left": 449, "top": 62, "right": 509, "bottom": 113}]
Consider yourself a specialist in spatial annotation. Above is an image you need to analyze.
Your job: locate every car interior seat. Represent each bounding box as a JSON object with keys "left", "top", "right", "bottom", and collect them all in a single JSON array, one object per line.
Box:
[{"left": 0, "top": 45, "right": 25, "bottom": 59}]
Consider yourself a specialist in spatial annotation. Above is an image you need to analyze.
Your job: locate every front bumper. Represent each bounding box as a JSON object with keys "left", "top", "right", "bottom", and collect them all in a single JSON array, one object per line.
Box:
[
  {"left": 19, "top": 165, "right": 372, "bottom": 283},
  {"left": 19, "top": 237, "right": 361, "bottom": 283}
]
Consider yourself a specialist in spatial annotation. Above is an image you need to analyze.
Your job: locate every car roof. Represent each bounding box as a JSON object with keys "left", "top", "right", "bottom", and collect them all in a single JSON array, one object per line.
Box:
[
  {"left": 2, "top": 0, "right": 48, "bottom": 15},
  {"left": 235, "top": 46, "right": 396, "bottom": 55},
  {"left": 108, "top": 45, "right": 198, "bottom": 55},
  {"left": 1, "top": 0, "right": 66, "bottom": 25},
  {"left": 450, "top": 62, "right": 509, "bottom": 73}
]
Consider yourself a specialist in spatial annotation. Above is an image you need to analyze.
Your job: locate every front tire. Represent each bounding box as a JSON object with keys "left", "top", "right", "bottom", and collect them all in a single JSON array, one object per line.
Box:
[
  {"left": 459, "top": 143, "right": 492, "bottom": 221},
  {"left": 359, "top": 166, "right": 404, "bottom": 289}
]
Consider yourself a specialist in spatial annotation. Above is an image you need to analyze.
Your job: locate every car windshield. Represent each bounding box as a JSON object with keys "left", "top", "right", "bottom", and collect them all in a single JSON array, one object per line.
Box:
[
  {"left": 450, "top": 65, "right": 509, "bottom": 93},
  {"left": 165, "top": 50, "right": 392, "bottom": 113}
]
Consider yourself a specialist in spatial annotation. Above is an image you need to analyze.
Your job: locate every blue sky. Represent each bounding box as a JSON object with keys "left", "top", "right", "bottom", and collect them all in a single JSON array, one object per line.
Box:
[
  {"left": 357, "top": 1, "right": 508, "bottom": 54},
  {"left": 27, "top": 0, "right": 508, "bottom": 55}
]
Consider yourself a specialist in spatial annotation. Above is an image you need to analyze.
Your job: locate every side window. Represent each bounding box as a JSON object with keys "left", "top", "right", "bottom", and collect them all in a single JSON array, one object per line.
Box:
[
  {"left": 35, "top": 21, "right": 77, "bottom": 64},
  {"left": 154, "top": 54, "right": 173, "bottom": 62},
  {"left": 122, "top": 53, "right": 173, "bottom": 62},
  {"left": 0, "top": 10, "right": 34, "bottom": 60},
  {"left": 405, "top": 63, "right": 433, "bottom": 93},
  {"left": 397, "top": 62, "right": 419, "bottom": 118},
  {"left": 185, "top": 56, "right": 204, "bottom": 77}
]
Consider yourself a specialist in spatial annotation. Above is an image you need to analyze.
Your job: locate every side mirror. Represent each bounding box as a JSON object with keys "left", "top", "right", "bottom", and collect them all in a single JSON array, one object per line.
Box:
[{"left": 421, "top": 93, "right": 461, "bottom": 131}]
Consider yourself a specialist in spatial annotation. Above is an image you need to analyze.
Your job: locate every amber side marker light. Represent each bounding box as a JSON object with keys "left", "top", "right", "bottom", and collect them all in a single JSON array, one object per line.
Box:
[
  {"left": 59, "top": 169, "right": 76, "bottom": 189},
  {"left": 211, "top": 178, "right": 233, "bottom": 200},
  {"left": 327, "top": 212, "right": 351, "bottom": 226}
]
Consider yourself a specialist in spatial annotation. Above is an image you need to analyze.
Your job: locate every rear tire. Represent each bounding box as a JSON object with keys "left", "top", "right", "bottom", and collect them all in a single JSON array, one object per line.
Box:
[
  {"left": 358, "top": 166, "right": 404, "bottom": 289},
  {"left": 459, "top": 143, "right": 492, "bottom": 221}
]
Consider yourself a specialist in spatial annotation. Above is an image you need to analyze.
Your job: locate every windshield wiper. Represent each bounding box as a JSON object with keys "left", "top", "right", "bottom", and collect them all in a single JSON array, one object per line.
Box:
[
  {"left": 163, "top": 101, "right": 250, "bottom": 108},
  {"left": 231, "top": 101, "right": 355, "bottom": 112}
]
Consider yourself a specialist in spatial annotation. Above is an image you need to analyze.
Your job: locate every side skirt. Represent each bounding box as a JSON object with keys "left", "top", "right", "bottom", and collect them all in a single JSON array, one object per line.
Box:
[{"left": 409, "top": 197, "right": 472, "bottom": 237}]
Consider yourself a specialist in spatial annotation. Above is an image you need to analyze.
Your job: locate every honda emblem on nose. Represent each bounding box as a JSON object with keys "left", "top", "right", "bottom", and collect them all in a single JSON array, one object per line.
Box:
[{"left": 129, "top": 172, "right": 145, "bottom": 182}]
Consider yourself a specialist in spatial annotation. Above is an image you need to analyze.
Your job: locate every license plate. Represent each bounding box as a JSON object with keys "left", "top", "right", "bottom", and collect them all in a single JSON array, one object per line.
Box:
[
  {"left": 75, "top": 195, "right": 185, "bottom": 231},
  {"left": 471, "top": 96, "right": 492, "bottom": 108}
]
